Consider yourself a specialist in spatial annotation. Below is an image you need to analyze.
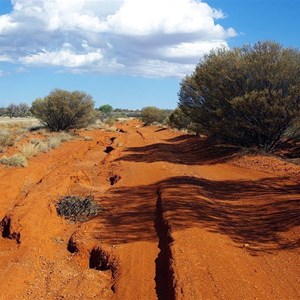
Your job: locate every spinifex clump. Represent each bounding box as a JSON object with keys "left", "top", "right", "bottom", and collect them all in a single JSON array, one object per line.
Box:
[{"left": 56, "top": 195, "right": 103, "bottom": 222}]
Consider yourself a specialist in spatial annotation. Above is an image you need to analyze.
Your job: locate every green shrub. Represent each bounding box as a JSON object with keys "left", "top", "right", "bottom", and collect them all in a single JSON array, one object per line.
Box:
[
  {"left": 168, "top": 108, "right": 193, "bottom": 130},
  {"left": 56, "top": 195, "right": 103, "bottom": 222},
  {"left": 99, "top": 104, "right": 113, "bottom": 114},
  {"left": 141, "top": 106, "right": 170, "bottom": 125},
  {"left": 31, "top": 89, "right": 97, "bottom": 131},
  {"left": 0, "top": 154, "right": 28, "bottom": 167},
  {"left": 179, "top": 41, "right": 300, "bottom": 151}
]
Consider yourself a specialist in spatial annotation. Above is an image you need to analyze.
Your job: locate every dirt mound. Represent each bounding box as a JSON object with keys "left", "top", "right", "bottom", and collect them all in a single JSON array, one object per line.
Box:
[{"left": 230, "top": 154, "right": 300, "bottom": 177}]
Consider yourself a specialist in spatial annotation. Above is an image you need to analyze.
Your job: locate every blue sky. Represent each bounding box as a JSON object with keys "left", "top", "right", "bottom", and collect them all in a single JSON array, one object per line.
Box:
[{"left": 0, "top": 0, "right": 299, "bottom": 109}]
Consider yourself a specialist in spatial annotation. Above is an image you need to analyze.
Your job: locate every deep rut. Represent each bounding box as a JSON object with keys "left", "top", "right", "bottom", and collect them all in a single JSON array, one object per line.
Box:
[{"left": 154, "top": 188, "right": 176, "bottom": 300}]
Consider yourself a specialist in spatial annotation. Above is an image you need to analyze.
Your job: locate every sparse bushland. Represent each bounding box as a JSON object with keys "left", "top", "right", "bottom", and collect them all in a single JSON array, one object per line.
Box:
[
  {"left": 179, "top": 41, "right": 300, "bottom": 151},
  {"left": 31, "top": 89, "right": 97, "bottom": 131},
  {"left": 30, "top": 132, "right": 73, "bottom": 153},
  {"left": 0, "top": 154, "right": 27, "bottom": 167},
  {"left": 141, "top": 106, "right": 171, "bottom": 125}
]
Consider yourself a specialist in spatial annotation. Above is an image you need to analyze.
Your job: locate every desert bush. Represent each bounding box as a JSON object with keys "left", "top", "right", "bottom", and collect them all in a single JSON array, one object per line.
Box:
[
  {"left": 0, "top": 154, "right": 28, "bottom": 167},
  {"left": 104, "top": 117, "right": 116, "bottom": 127},
  {"left": 20, "top": 142, "right": 40, "bottom": 158},
  {"left": 0, "top": 131, "right": 15, "bottom": 151},
  {"left": 168, "top": 108, "right": 192, "bottom": 130},
  {"left": 48, "top": 136, "right": 62, "bottom": 149},
  {"left": 168, "top": 108, "right": 202, "bottom": 134},
  {"left": 56, "top": 195, "right": 103, "bottom": 222},
  {"left": 99, "top": 104, "right": 113, "bottom": 114},
  {"left": 179, "top": 41, "right": 300, "bottom": 151},
  {"left": 31, "top": 89, "right": 97, "bottom": 131},
  {"left": 141, "top": 106, "right": 170, "bottom": 125}
]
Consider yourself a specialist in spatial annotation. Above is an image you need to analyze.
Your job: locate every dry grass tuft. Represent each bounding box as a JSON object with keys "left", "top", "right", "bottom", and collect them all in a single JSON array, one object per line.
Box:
[
  {"left": 0, "top": 154, "right": 28, "bottom": 167},
  {"left": 20, "top": 143, "right": 40, "bottom": 158},
  {"left": 0, "top": 131, "right": 16, "bottom": 152}
]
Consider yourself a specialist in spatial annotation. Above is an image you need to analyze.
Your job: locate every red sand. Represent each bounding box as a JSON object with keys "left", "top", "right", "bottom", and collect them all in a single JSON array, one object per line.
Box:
[{"left": 0, "top": 120, "right": 299, "bottom": 299}]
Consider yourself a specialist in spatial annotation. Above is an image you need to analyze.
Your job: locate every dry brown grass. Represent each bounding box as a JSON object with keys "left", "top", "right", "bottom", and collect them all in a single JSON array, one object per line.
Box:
[{"left": 0, "top": 154, "right": 28, "bottom": 167}]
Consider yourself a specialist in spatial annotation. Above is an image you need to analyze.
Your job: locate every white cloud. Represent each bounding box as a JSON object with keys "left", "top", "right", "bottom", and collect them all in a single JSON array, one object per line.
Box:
[
  {"left": 0, "top": 14, "right": 18, "bottom": 33},
  {"left": 0, "top": 0, "right": 237, "bottom": 77},
  {"left": 20, "top": 48, "right": 103, "bottom": 68},
  {"left": 106, "top": 0, "right": 234, "bottom": 37},
  {"left": 160, "top": 40, "right": 229, "bottom": 62},
  {"left": 0, "top": 54, "right": 14, "bottom": 62}
]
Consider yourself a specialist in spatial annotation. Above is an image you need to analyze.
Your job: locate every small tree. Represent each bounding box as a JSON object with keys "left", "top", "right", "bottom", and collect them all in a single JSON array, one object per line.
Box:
[
  {"left": 98, "top": 104, "right": 113, "bottom": 121},
  {"left": 18, "top": 103, "right": 31, "bottom": 117},
  {"left": 31, "top": 89, "right": 96, "bottom": 131},
  {"left": 179, "top": 41, "right": 300, "bottom": 151},
  {"left": 6, "top": 104, "right": 19, "bottom": 118},
  {"left": 99, "top": 104, "right": 113, "bottom": 114}
]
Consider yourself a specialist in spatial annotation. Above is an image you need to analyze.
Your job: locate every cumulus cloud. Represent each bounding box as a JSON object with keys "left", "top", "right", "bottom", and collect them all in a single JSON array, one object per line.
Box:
[
  {"left": 20, "top": 46, "right": 103, "bottom": 68},
  {"left": 0, "top": 0, "right": 236, "bottom": 77}
]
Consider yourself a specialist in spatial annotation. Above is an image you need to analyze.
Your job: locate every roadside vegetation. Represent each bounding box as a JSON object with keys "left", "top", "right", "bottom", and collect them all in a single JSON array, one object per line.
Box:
[
  {"left": 177, "top": 41, "right": 300, "bottom": 152},
  {"left": 31, "top": 89, "right": 97, "bottom": 131},
  {"left": 1, "top": 41, "right": 299, "bottom": 160},
  {"left": 0, "top": 123, "right": 75, "bottom": 167},
  {"left": 141, "top": 106, "right": 172, "bottom": 125}
]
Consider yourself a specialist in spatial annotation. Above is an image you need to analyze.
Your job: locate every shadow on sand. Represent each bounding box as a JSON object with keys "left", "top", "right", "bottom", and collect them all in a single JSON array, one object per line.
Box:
[
  {"left": 92, "top": 176, "right": 300, "bottom": 254},
  {"left": 117, "top": 135, "right": 240, "bottom": 165}
]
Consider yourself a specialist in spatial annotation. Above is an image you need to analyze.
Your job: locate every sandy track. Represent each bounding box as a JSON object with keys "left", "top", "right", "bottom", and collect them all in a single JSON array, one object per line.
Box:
[{"left": 0, "top": 120, "right": 299, "bottom": 299}]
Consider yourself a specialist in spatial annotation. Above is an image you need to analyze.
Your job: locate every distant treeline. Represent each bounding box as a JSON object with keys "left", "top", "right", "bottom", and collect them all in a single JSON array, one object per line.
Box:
[{"left": 0, "top": 103, "right": 31, "bottom": 118}]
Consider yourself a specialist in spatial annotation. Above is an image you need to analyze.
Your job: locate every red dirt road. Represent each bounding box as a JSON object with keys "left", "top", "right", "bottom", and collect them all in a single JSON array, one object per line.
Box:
[{"left": 0, "top": 121, "right": 299, "bottom": 299}]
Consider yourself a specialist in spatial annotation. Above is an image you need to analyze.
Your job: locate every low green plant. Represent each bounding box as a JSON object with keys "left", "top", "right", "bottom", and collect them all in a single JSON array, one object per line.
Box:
[{"left": 56, "top": 195, "right": 103, "bottom": 222}]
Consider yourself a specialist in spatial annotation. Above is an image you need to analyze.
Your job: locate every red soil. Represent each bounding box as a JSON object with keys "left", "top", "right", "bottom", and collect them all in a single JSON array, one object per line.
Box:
[{"left": 0, "top": 120, "right": 299, "bottom": 299}]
